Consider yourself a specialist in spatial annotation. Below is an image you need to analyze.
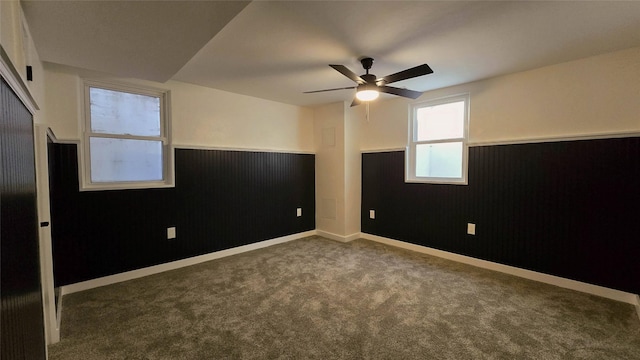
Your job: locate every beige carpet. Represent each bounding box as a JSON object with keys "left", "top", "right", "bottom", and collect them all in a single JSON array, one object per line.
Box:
[{"left": 49, "top": 236, "right": 640, "bottom": 359}]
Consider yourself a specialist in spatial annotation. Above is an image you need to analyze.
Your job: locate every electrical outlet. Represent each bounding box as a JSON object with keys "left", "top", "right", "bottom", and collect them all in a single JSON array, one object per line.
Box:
[
  {"left": 369, "top": 210, "right": 375, "bottom": 219},
  {"left": 167, "top": 227, "right": 176, "bottom": 239},
  {"left": 467, "top": 223, "right": 476, "bottom": 235},
  {"left": 296, "top": 208, "right": 302, "bottom": 217}
]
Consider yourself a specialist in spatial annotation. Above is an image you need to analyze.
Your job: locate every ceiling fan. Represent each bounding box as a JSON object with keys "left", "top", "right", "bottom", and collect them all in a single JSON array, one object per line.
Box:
[{"left": 304, "top": 57, "right": 433, "bottom": 106}]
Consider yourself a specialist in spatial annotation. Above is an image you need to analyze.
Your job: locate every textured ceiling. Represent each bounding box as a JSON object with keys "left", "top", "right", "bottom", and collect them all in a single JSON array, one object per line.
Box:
[{"left": 22, "top": 1, "right": 640, "bottom": 107}]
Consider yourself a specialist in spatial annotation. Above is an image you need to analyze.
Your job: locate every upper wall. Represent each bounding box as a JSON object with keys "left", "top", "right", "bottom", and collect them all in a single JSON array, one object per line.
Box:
[
  {"left": 359, "top": 46, "right": 640, "bottom": 150},
  {"left": 1, "top": 1, "right": 27, "bottom": 76},
  {"left": 43, "top": 63, "right": 315, "bottom": 153},
  {"left": 1, "top": 0, "right": 45, "bottom": 117},
  {"left": 36, "top": 43, "right": 640, "bottom": 153}
]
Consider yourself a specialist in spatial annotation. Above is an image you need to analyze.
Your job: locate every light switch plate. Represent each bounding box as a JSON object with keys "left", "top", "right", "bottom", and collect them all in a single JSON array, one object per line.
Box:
[
  {"left": 167, "top": 227, "right": 176, "bottom": 239},
  {"left": 369, "top": 210, "right": 375, "bottom": 219},
  {"left": 296, "top": 208, "right": 302, "bottom": 217}
]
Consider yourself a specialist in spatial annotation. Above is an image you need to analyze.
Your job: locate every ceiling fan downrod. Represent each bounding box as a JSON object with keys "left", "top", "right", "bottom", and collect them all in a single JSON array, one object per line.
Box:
[
  {"left": 359, "top": 57, "right": 376, "bottom": 84},
  {"left": 360, "top": 57, "right": 374, "bottom": 74}
]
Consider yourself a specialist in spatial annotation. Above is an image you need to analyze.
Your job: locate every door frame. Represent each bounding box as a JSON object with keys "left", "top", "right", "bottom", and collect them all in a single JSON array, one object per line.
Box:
[{"left": 34, "top": 124, "right": 60, "bottom": 344}]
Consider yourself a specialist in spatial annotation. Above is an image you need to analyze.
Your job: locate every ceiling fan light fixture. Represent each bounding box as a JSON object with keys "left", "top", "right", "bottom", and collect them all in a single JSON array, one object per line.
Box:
[
  {"left": 356, "top": 89, "right": 379, "bottom": 101},
  {"left": 356, "top": 83, "right": 379, "bottom": 101}
]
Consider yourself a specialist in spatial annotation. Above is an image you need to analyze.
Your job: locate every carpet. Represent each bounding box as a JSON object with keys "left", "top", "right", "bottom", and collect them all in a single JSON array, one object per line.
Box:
[{"left": 48, "top": 236, "right": 640, "bottom": 359}]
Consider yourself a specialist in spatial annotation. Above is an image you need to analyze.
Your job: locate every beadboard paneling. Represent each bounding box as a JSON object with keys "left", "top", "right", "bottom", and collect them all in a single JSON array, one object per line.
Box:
[
  {"left": 50, "top": 146, "right": 315, "bottom": 286},
  {"left": 0, "top": 78, "right": 47, "bottom": 359},
  {"left": 361, "top": 137, "right": 640, "bottom": 294}
]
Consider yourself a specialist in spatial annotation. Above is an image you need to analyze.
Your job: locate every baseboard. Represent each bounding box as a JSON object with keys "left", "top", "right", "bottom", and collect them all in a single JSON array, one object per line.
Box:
[
  {"left": 316, "top": 230, "right": 359, "bottom": 243},
  {"left": 360, "top": 233, "right": 639, "bottom": 306},
  {"left": 61, "top": 230, "right": 317, "bottom": 295},
  {"left": 57, "top": 230, "right": 640, "bottom": 319}
]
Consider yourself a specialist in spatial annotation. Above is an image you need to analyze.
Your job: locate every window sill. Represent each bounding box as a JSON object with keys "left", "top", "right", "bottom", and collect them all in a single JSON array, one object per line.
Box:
[
  {"left": 404, "top": 177, "right": 468, "bottom": 185},
  {"left": 79, "top": 181, "right": 175, "bottom": 192}
]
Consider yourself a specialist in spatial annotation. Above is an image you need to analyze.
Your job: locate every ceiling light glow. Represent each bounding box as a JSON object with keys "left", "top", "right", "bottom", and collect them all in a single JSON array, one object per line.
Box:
[{"left": 356, "top": 89, "right": 379, "bottom": 101}]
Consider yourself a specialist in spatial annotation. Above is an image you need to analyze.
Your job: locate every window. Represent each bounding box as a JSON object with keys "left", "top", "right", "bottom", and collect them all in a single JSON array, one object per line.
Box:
[
  {"left": 406, "top": 94, "right": 469, "bottom": 184},
  {"left": 82, "top": 80, "right": 172, "bottom": 190}
]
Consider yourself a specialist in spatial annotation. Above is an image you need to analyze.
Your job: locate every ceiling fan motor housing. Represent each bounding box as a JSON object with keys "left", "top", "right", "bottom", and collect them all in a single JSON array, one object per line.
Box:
[
  {"left": 357, "top": 82, "right": 378, "bottom": 92},
  {"left": 360, "top": 57, "right": 374, "bottom": 71},
  {"left": 360, "top": 74, "right": 377, "bottom": 84}
]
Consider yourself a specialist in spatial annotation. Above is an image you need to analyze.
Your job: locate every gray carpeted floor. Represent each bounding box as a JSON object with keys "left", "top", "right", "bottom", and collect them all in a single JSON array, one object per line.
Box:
[{"left": 49, "top": 236, "right": 640, "bottom": 359}]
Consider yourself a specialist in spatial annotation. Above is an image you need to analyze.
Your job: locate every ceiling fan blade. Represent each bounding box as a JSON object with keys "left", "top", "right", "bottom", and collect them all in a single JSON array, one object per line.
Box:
[
  {"left": 304, "top": 86, "right": 356, "bottom": 94},
  {"left": 379, "top": 85, "right": 423, "bottom": 99},
  {"left": 350, "top": 97, "right": 361, "bottom": 107},
  {"left": 330, "top": 64, "right": 365, "bottom": 83},
  {"left": 379, "top": 64, "right": 433, "bottom": 85}
]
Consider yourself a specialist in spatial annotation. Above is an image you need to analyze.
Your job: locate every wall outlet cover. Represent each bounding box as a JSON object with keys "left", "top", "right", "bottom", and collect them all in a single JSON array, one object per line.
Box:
[
  {"left": 296, "top": 208, "right": 302, "bottom": 217},
  {"left": 369, "top": 210, "right": 375, "bottom": 219},
  {"left": 167, "top": 227, "right": 176, "bottom": 239},
  {"left": 467, "top": 223, "right": 476, "bottom": 235}
]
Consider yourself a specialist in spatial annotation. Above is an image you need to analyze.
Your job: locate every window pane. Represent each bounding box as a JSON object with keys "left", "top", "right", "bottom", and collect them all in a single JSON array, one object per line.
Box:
[
  {"left": 90, "top": 87, "right": 161, "bottom": 136},
  {"left": 416, "top": 142, "right": 463, "bottom": 178},
  {"left": 416, "top": 101, "right": 464, "bottom": 141},
  {"left": 90, "top": 137, "right": 163, "bottom": 182}
]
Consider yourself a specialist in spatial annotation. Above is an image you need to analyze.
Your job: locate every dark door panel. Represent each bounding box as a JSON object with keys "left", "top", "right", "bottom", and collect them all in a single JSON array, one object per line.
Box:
[{"left": 0, "top": 77, "right": 47, "bottom": 359}]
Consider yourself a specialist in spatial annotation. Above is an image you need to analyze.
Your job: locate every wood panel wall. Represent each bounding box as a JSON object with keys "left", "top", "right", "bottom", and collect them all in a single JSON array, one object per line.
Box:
[
  {"left": 50, "top": 145, "right": 315, "bottom": 286},
  {"left": 361, "top": 138, "right": 640, "bottom": 294}
]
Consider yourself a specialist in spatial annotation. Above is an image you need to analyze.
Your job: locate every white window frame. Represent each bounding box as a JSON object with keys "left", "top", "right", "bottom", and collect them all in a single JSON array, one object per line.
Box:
[
  {"left": 406, "top": 93, "right": 470, "bottom": 185},
  {"left": 80, "top": 79, "right": 173, "bottom": 191}
]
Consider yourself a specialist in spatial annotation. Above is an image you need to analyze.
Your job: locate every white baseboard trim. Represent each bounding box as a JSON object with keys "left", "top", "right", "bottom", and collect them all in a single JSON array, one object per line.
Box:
[
  {"left": 61, "top": 230, "right": 317, "bottom": 295},
  {"left": 57, "top": 230, "right": 640, "bottom": 320},
  {"left": 361, "top": 233, "right": 640, "bottom": 306},
  {"left": 316, "top": 230, "right": 359, "bottom": 243}
]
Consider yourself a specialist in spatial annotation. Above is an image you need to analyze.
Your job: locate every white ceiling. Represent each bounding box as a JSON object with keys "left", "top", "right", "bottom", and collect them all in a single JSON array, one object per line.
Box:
[
  {"left": 21, "top": 1, "right": 251, "bottom": 82},
  {"left": 22, "top": 1, "right": 640, "bottom": 107}
]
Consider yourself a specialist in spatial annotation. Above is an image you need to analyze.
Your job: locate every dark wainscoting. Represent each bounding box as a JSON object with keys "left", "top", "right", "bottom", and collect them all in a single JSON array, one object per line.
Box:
[
  {"left": 1, "top": 78, "right": 46, "bottom": 359},
  {"left": 50, "top": 146, "right": 315, "bottom": 286},
  {"left": 361, "top": 137, "right": 640, "bottom": 294}
]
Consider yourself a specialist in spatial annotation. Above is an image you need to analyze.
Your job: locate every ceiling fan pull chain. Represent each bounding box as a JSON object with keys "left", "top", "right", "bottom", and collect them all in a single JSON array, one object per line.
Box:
[{"left": 366, "top": 102, "right": 370, "bottom": 122}]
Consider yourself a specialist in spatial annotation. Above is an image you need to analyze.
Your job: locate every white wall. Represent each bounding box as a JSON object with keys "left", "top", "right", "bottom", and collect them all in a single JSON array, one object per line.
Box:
[
  {"left": 43, "top": 63, "right": 314, "bottom": 153},
  {"left": 360, "top": 46, "right": 640, "bottom": 151},
  {"left": 1, "top": 0, "right": 45, "bottom": 117},
  {"left": 313, "top": 102, "right": 363, "bottom": 239},
  {"left": 1, "top": 0, "right": 25, "bottom": 72},
  {"left": 170, "top": 81, "right": 313, "bottom": 151},
  {"left": 314, "top": 102, "right": 346, "bottom": 237}
]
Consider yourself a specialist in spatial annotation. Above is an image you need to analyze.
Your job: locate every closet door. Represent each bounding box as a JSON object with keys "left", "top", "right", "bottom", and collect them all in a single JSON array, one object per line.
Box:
[{"left": 0, "top": 77, "right": 46, "bottom": 359}]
